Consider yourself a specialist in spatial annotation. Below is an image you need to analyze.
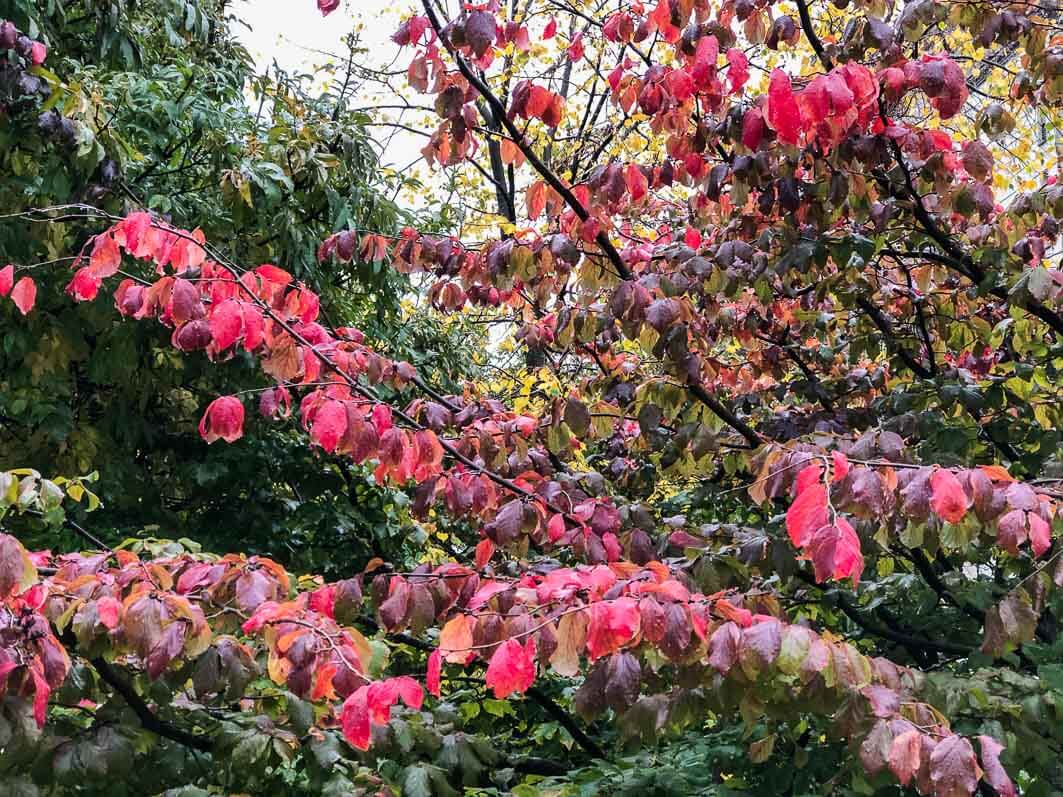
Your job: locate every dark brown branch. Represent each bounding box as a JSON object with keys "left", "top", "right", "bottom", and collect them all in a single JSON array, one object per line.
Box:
[
  {"left": 904, "top": 268, "right": 938, "bottom": 376},
  {"left": 831, "top": 592, "right": 971, "bottom": 656},
  {"left": 794, "top": 571, "right": 971, "bottom": 656},
  {"left": 905, "top": 549, "right": 984, "bottom": 624},
  {"left": 855, "top": 297, "right": 934, "bottom": 379},
  {"left": 420, "top": 6, "right": 767, "bottom": 448},
  {"left": 91, "top": 657, "right": 213, "bottom": 752},
  {"left": 527, "top": 685, "right": 607, "bottom": 759},
  {"left": 884, "top": 137, "right": 1063, "bottom": 339},
  {"left": 688, "top": 383, "right": 763, "bottom": 447},
  {"left": 796, "top": 0, "right": 834, "bottom": 71}
]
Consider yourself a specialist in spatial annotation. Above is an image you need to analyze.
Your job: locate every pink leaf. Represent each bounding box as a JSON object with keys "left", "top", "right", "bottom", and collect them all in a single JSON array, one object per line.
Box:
[
  {"left": 1028, "top": 512, "right": 1051, "bottom": 557},
  {"left": 11, "top": 276, "right": 36, "bottom": 315},
  {"left": 809, "top": 517, "right": 864, "bottom": 585},
  {"left": 786, "top": 479, "right": 827, "bottom": 547},
  {"left": 726, "top": 48, "right": 749, "bottom": 93},
  {"left": 426, "top": 649, "right": 442, "bottom": 698},
  {"left": 586, "top": 597, "right": 640, "bottom": 659},
  {"left": 209, "top": 299, "right": 243, "bottom": 351},
  {"left": 978, "top": 736, "right": 1016, "bottom": 797},
  {"left": 198, "top": 396, "right": 245, "bottom": 444}
]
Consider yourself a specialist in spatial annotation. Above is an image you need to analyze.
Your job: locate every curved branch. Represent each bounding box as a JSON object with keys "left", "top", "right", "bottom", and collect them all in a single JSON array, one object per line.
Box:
[
  {"left": 855, "top": 296, "right": 934, "bottom": 379},
  {"left": 796, "top": 0, "right": 833, "bottom": 71},
  {"left": 91, "top": 657, "right": 213, "bottom": 752}
]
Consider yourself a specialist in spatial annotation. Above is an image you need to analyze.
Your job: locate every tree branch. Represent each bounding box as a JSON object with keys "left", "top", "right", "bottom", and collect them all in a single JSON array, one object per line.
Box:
[
  {"left": 381, "top": 627, "right": 606, "bottom": 760},
  {"left": 688, "top": 383, "right": 763, "bottom": 447},
  {"left": 91, "top": 657, "right": 213, "bottom": 752},
  {"left": 796, "top": 0, "right": 833, "bottom": 71},
  {"left": 419, "top": 0, "right": 631, "bottom": 281},
  {"left": 856, "top": 296, "right": 934, "bottom": 379}
]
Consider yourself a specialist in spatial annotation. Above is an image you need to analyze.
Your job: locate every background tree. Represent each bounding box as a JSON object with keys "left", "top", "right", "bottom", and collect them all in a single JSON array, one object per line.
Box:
[{"left": 0, "top": 0, "right": 482, "bottom": 575}]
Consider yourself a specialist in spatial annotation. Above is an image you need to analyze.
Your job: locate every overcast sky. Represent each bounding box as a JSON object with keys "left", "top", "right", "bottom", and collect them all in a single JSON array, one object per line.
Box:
[
  {"left": 235, "top": 0, "right": 400, "bottom": 74},
  {"left": 233, "top": 0, "right": 425, "bottom": 169}
]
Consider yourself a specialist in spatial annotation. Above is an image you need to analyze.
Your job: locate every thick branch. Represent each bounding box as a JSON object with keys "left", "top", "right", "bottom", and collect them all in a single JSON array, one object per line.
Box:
[
  {"left": 831, "top": 592, "right": 971, "bottom": 656},
  {"left": 856, "top": 296, "right": 934, "bottom": 379},
  {"left": 906, "top": 549, "right": 984, "bottom": 624},
  {"left": 796, "top": 0, "right": 833, "bottom": 71},
  {"left": 688, "top": 383, "right": 763, "bottom": 447},
  {"left": 527, "top": 685, "right": 607, "bottom": 759},
  {"left": 794, "top": 571, "right": 971, "bottom": 656},
  {"left": 91, "top": 657, "right": 213, "bottom": 752},
  {"left": 884, "top": 137, "right": 1063, "bottom": 339}
]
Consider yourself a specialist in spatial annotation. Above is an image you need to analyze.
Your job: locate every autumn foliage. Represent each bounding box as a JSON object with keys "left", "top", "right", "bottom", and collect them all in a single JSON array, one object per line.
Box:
[{"left": 3, "top": 1, "right": 1063, "bottom": 795}]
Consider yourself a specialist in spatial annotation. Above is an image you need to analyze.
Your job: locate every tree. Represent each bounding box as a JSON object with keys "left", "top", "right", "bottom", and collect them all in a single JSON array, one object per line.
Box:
[
  {"left": 0, "top": 0, "right": 481, "bottom": 576},
  {"left": 2, "top": 0, "right": 1063, "bottom": 794}
]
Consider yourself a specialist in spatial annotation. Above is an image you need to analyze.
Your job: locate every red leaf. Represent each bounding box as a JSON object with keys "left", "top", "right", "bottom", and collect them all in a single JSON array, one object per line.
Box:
[
  {"left": 809, "top": 516, "right": 864, "bottom": 585},
  {"left": 96, "top": 596, "right": 122, "bottom": 630},
  {"left": 0, "top": 264, "right": 13, "bottom": 296},
  {"left": 625, "top": 163, "right": 649, "bottom": 203},
  {"left": 786, "top": 481, "right": 827, "bottom": 547},
  {"left": 340, "top": 686, "right": 372, "bottom": 750},
  {"left": 568, "top": 32, "right": 585, "bottom": 62},
  {"left": 861, "top": 684, "right": 900, "bottom": 718},
  {"left": 543, "top": 16, "right": 557, "bottom": 39},
  {"left": 586, "top": 597, "right": 640, "bottom": 659},
  {"left": 742, "top": 107, "right": 765, "bottom": 150},
  {"left": 889, "top": 730, "right": 922, "bottom": 786},
  {"left": 310, "top": 400, "right": 348, "bottom": 454},
  {"left": 485, "top": 637, "right": 536, "bottom": 698},
  {"left": 726, "top": 48, "right": 749, "bottom": 93},
  {"left": 708, "top": 621, "right": 740, "bottom": 673},
  {"left": 474, "top": 538, "right": 495, "bottom": 569},
  {"left": 209, "top": 299, "right": 243, "bottom": 351},
  {"left": 90, "top": 233, "right": 121, "bottom": 278},
  {"left": 317, "top": 0, "right": 340, "bottom": 16},
  {"left": 11, "top": 276, "right": 36, "bottom": 315},
  {"left": 32, "top": 668, "right": 50, "bottom": 728},
  {"left": 198, "top": 396, "right": 245, "bottom": 444},
  {"left": 440, "top": 614, "right": 475, "bottom": 664},
  {"left": 340, "top": 677, "right": 423, "bottom": 751},
  {"left": 66, "top": 267, "right": 103, "bottom": 301},
  {"left": 146, "top": 622, "right": 186, "bottom": 679},
  {"left": 930, "top": 469, "right": 969, "bottom": 524},
  {"left": 767, "top": 69, "right": 802, "bottom": 145}
]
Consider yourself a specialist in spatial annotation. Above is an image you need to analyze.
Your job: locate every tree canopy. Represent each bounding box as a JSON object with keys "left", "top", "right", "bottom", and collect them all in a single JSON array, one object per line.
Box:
[{"left": 2, "top": 0, "right": 1063, "bottom": 795}]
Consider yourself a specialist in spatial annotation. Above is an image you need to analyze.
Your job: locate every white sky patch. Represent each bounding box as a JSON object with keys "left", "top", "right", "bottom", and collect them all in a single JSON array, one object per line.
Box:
[{"left": 233, "top": 0, "right": 426, "bottom": 170}]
